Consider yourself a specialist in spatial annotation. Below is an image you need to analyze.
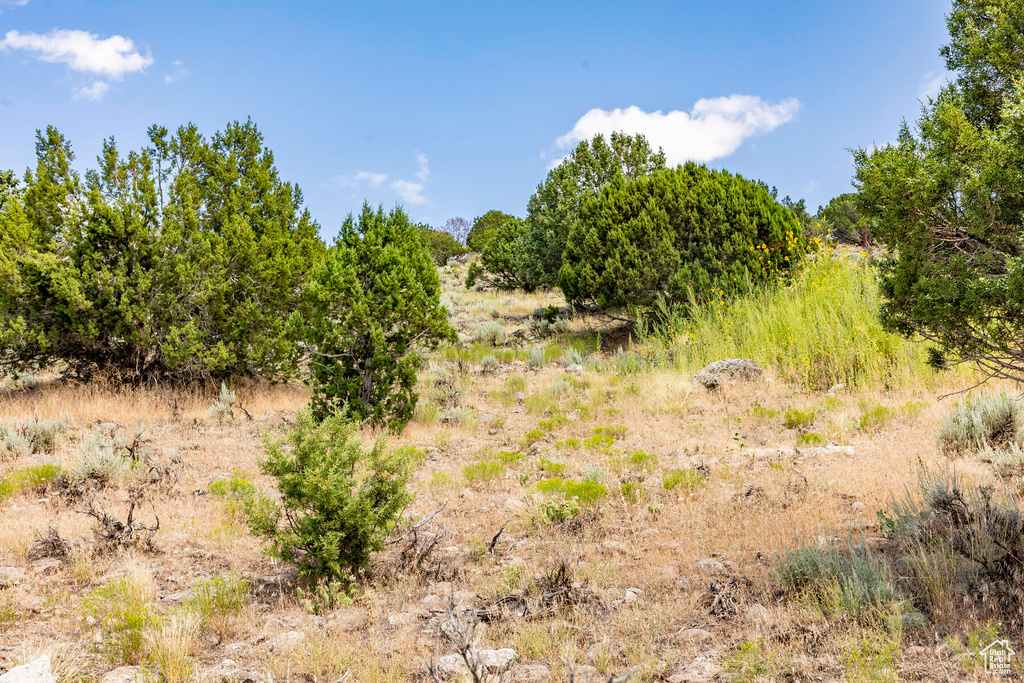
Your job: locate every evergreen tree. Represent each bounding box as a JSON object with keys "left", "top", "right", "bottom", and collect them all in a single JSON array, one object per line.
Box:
[
  {"left": 522, "top": 132, "right": 666, "bottom": 288},
  {"left": 560, "top": 164, "right": 805, "bottom": 317},
  {"left": 854, "top": 0, "right": 1024, "bottom": 381},
  {"left": 467, "top": 209, "right": 516, "bottom": 251},
  {"left": 303, "top": 204, "right": 456, "bottom": 429}
]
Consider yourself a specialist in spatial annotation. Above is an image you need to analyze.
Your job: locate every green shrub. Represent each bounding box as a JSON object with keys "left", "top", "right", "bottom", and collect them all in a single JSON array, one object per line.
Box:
[
  {"left": 247, "top": 410, "right": 412, "bottom": 584},
  {"left": 858, "top": 403, "right": 895, "bottom": 431},
  {"left": 0, "top": 122, "right": 324, "bottom": 382},
  {"left": 561, "top": 479, "right": 606, "bottom": 506},
  {"left": 206, "top": 382, "right": 237, "bottom": 422},
  {"left": 662, "top": 468, "right": 707, "bottom": 492},
  {"left": 463, "top": 459, "right": 505, "bottom": 484},
  {"left": 773, "top": 539, "right": 904, "bottom": 622},
  {"left": 555, "top": 438, "right": 581, "bottom": 450},
  {"left": 303, "top": 205, "right": 456, "bottom": 430},
  {"left": 0, "top": 462, "right": 63, "bottom": 501},
  {"left": 23, "top": 417, "right": 65, "bottom": 453},
  {"left": 480, "top": 354, "right": 500, "bottom": 372},
  {"left": 583, "top": 434, "right": 614, "bottom": 451},
  {"left": 522, "top": 429, "right": 545, "bottom": 449},
  {"left": 747, "top": 402, "right": 778, "bottom": 421},
  {"left": 496, "top": 450, "right": 525, "bottom": 465},
  {"left": 187, "top": 574, "right": 249, "bottom": 634},
  {"left": 725, "top": 639, "right": 773, "bottom": 683},
  {"left": 560, "top": 163, "right": 805, "bottom": 316},
  {"left": 619, "top": 481, "right": 645, "bottom": 505},
  {"left": 527, "top": 347, "right": 547, "bottom": 368},
  {"left": 537, "top": 457, "right": 568, "bottom": 477},
  {"left": 628, "top": 450, "right": 658, "bottom": 472},
  {"left": 72, "top": 432, "right": 130, "bottom": 484},
  {"left": 474, "top": 321, "right": 507, "bottom": 346},
  {"left": 796, "top": 431, "right": 826, "bottom": 447},
  {"left": 538, "top": 415, "right": 570, "bottom": 431},
  {"left": 592, "top": 425, "right": 627, "bottom": 440},
  {"left": 82, "top": 577, "right": 154, "bottom": 664},
  {"left": 783, "top": 408, "right": 815, "bottom": 429},
  {"left": 841, "top": 636, "right": 900, "bottom": 683},
  {"left": 937, "top": 391, "right": 1023, "bottom": 455}
]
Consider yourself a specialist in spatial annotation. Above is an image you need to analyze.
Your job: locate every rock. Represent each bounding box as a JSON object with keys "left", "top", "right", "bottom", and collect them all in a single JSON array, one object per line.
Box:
[
  {"left": 514, "top": 392, "right": 526, "bottom": 404},
  {"left": 568, "top": 665, "right": 598, "bottom": 682},
  {"left": 162, "top": 589, "right": 194, "bottom": 605},
  {"left": 0, "top": 567, "right": 25, "bottom": 589},
  {"left": 678, "top": 628, "right": 714, "bottom": 644},
  {"left": 565, "top": 364, "right": 583, "bottom": 374},
  {"left": 0, "top": 656, "right": 55, "bottom": 683},
  {"left": 851, "top": 502, "right": 866, "bottom": 513},
  {"left": 504, "top": 497, "right": 526, "bottom": 511},
  {"left": 387, "top": 611, "right": 418, "bottom": 627},
  {"left": 204, "top": 659, "right": 242, "bottom": 683},
  {"left": 692, "top": 359, "right": 763, "bottom": 389},
  {"left": 623, "top": 588, "right": 643, "bottom": 604},
  {"left": 695, "top": 558, "right": 725, "bottom": 574},
  {"left": 436, "top": 649, "right": 517, "bottom": 678},
  {"left": 667, "top": 654, "right": 722, "bottom": 683},
  {"left": 515, "top": 663, "right": 552, "bottom": 682},
  {"left": 98, "top": 667, "right": 143, "bottom": 683},
  {"left": 601, "top": 539, "right": 630, "bottom": 555},
  {"left": 268, "top": 631, "right": 305, "bottom": 652},
  {"left": 223, "top": 642, "right": 249, "bottom": 655}
]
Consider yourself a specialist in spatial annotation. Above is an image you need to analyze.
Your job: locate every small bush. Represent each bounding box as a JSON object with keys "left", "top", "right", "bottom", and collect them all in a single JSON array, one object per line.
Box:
[
  {"left": 528, "top": 347, "right": 547, "bottom": 368},
  {"left": 628, "top": 450, "right": 658, "bottom": 472},
  {"left": 247, "top": 410, "right": 412, "bottom": 585},
  {"left": 0, "top": 463, "right": 64, "bottom": 501},
  {"left": 82, "top": 576, "right": 154, "bottom": 664},
  {"left": 619, "top": 481, "right": 645, "bottom": 505},
  {"left": 72, "top": 432, "right": 130, "bottom": 484},
  {"left": 206, "top": 382, "right": 236, "bottom": 422},
  {"left": 538, "top": 415, "right": 570, "bottom": 431},
  {"left": 593, "top": 425, "right": 627, "bottom": 440},
  {"left": 474, "top": 321, "right": 507, "bottom": 346},
  {"left": 464, "top": 459, "right": 505, "bottom": 484},
  {"left": 841, "top": 636, "right": 900, "bottom": 683},
  {"left": 23, "top": 417, "right": 65, "bottom": 453},
  {"left": 561, "top": 479, "right": 606, "bottom": 506},
  {"left": 614, "top": 348, "right": 643, "bottom": 375},
  {"left": 662, "top": 468, "right": 707, "bottom": 492},
  {"left": 480, "top": 355, "right": 500, "bottom": 372},
  {"left": 773, "top": 539, "right": 904, "bottom": 622},
  {"left": 858, "top": 402, "right": 895, "bottom": 431},
  {"left": 561, "top": 347, "right": 585, "bottom": 367},
  {"left": 796, "top": 432, "right": 826, "bottom": 447},
  {"left": 496, "top": 450, "right": 525, "bottom": 465},
  {"left": 0, "top": 430, "right": 31, "bottom": 459},
  {"left": 522, "top": 429, "right": 545, "bottom": 449},
  {"left": 555, "top": 438, "right": 581, "bottom": 450},
  {"left": 937, "top": 391, "right": 1023, "bottom": 456},
  {"left": 583, "top": 434, "right": 614, "bottom": 451},
  {"left": 145, "top": 611, "right": 201, "bottom": 683},
  {"left": 186, "top": 574, "right": 249, "bottom": 636},
  {"left": 783, "top": 408, "right": 815, "bottom": 429},
  {"left": 724, "top": 639, "right": 773, "bottom": 682},
  {"left": 537, "top": 457, "right": 569, "bottom": 477},
  {"left": 747, "top": 402, "right": 778, "bottom": 421}
]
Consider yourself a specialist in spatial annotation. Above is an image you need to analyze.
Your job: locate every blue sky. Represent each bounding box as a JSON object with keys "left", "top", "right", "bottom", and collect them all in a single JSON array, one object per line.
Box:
[{"left": 1, "top": 1, "right": 950, "bottom": 238}]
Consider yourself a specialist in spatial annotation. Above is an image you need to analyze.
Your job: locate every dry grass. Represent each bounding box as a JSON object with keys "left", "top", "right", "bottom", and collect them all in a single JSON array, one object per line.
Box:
[{"left": 0, "top": 258, "right": 1015, "bottom": 682}]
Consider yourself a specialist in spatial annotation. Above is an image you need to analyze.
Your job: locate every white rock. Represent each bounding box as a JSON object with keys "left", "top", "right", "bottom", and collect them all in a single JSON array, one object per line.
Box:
[
  {"left": 696, "top": 558, "right": 724, "bottom": 574},
  {"left": 204, "top": 659, "right": 242, "bottom": 683},
  {"left": 565, "top": 364, "right": 584, "bottom": 374},
  {"left": 0, "top": 656, "right": 55, "bottom": 683},
  {"left": 667, "top": 654, "right": 722, "bottom": 683},
  {"left": 98, "top": 667, "right": 143, "bottom": 683},
  {"left": 435, "top": 649, "right": 517, "bottom": 678},
  {"left": 623, "top": 587, "right": 643, "bottom": 604},
  {"left": 678, "top": 628, "right": 714, "bottom": 644}
]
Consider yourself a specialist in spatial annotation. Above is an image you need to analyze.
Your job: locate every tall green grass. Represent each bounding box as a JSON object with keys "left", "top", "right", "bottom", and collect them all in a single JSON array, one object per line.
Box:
[{"left": 652, "top": 252, "right": 938, "bottom": 390}]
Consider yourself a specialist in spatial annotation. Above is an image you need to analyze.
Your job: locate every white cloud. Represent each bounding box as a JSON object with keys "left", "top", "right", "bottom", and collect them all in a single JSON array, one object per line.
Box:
[
  {"left": 72, "top": 80, "right": 110, "bottom": 101},
  {"left": 333, "top": 171, "right": 388, "bottom": 188},
  {"left": 918, "top": 70, "right": 947, "bottom": 100},
  {"left": 1, "top": 29, "right": 152, "bottom": 79},
  {"left": 391, "top": 179, "right": 426, "bottom": 205},
  {"left": 0, "top": 0, "right": 31, "bottom": 12},
  {"left": 164, "top": 59, "right": 189, "bottom": 83},
  {"left": 415, "top": 153, "right": 429, "bottom": 182},
  {"left": 554, "top": 96, "right": 800, "bottom": 166}
]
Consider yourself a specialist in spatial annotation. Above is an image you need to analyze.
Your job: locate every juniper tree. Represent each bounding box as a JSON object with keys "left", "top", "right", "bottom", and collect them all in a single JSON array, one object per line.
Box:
[
  {"left": 303, "top": 204, "right": 456, "bottom": 429},
  {"left": 559, "top": 164, "right": 806, "bottom": 318},
  {"left": 522, "top": 132, "right": 666, "bottom": 288},
  {"left": 854, "top": 0, "right": 1024, "bottom": 381}
]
